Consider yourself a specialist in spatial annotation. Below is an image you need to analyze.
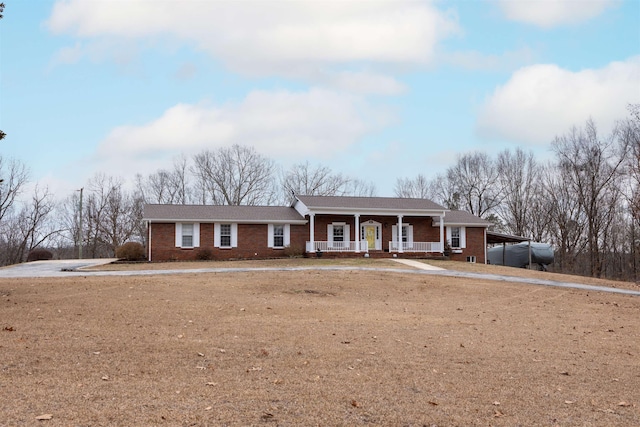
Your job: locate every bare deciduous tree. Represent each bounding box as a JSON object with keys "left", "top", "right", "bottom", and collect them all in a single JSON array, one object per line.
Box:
[
  {"left": 551, "top": 119, "right": 629, "bottom": 277},
  {"left": 280, "top": 161, "right": 351, "bottom": 202},
  {"left": 192, "top": 144, "right": 277, "bottom": 206},
  {"left": 136, "top": 155, "right": 193, "bottom": 205},
  {"left": 443, "top": 152, "right": 502, "bottom": 218},
  {"left": 83, "top": 174, "right": 142, "bottom": 257},
  {"left": 496, "top": 148, "right": 541, "bottom": 237},
  {"left": 345, "top": 178, "right": 377, "bottom": 197},
  {"left": 542, "top": 162, "right": 587, "bottom": 274},
  {"left": 0, "top": 156, "right": 29, "bottom": 222},
  {"left": 0, "top": 186, "right": 59, "bottom": 265},
  {"left": 394, "top": 174, "right": 436, "bottom": 199}
]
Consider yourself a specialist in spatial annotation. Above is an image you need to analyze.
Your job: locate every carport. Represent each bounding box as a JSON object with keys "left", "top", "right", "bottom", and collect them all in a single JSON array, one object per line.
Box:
[{"left": 486, "top": 231, "right": 532, "bottom": 268}]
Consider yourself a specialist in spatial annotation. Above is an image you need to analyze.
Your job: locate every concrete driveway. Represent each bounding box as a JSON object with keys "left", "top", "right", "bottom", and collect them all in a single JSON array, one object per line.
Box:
[{"left": 0, "top": 259, "right": 119, "bottom": 278}]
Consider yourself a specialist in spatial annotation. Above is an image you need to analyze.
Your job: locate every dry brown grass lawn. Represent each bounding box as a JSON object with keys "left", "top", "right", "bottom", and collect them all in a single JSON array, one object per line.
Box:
[{"left": 1, "top": 262, "right": 639, "bottom": 426}]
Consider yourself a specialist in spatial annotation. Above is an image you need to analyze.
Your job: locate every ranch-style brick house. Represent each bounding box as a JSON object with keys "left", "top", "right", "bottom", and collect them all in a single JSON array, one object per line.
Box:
[{"left": 142, "top": 195, "right": 492, "bottom": 263}]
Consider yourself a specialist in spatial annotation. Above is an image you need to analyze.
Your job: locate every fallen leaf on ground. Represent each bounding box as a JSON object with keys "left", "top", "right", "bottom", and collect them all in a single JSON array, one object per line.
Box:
[
  {"left": 101, "top": 375, "right": 109, "bottom": 381},
  {"left": 494, "top": 410, "right": 504, "bottom": 417},
  {"left": 36, "top": 414, "right": 53, "bottom": 420},
  {"left": 565, "top": 400, "right": 575, "bottom": 404},
  {"left": 618, "top": 401, "right": 631, "bottom": 407}
]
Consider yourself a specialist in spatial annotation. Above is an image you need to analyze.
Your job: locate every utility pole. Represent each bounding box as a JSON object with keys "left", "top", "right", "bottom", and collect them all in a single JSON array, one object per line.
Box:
[{"left": 78, "top": 188, "right": 83, "bottom": 259}]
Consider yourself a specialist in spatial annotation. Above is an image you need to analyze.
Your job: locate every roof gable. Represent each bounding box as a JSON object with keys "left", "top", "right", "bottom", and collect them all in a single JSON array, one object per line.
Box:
[{"left": 295, "top": 195, "right": 447, "bottom": 213}]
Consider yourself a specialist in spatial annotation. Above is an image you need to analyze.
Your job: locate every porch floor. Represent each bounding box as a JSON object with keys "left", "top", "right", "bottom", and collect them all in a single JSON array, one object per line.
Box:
[{"left": 306, "top": 250, "right": 447, "bottom": 260}]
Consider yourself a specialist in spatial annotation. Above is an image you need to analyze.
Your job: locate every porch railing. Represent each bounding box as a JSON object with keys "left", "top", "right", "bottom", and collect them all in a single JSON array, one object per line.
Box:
[
  {"left": 306, "top": 241, "right": 369, "bottom": 252},
  {"left": 388, "top": 241, "right": 443, "bottom": 253}
]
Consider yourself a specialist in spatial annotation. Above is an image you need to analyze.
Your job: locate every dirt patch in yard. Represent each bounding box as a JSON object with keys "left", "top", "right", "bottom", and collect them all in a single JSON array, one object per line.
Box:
[
  {"left": 88, "top": 257, "right": 404, "bottom": 271},
  {"left": 1, "top": 269, "right": 638, "bottom": 426}
]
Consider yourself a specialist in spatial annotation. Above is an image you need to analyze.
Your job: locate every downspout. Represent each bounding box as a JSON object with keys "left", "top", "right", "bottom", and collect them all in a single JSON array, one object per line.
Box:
[{"left": 147, "top": 221, "right": 152, "bottom": 262}]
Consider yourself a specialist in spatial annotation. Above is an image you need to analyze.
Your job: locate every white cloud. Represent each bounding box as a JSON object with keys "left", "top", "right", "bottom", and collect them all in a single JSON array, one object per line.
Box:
[
  {"left": 476, "top": 57, "right": 640, "bottom": 145},
  {"left": 442, "top": 47, "right": 536, "bottom": 72},
  {"left": 173, "top": 62, "right": 197, "bottom": 81},
  {"left": 47, "top": 0, "right": 458, "bottom": 88},
  {"left": 91, "top": 88, "right": 392, "bottom": 178},
  {"left": 497, "top": 0, "right": 619, "bottom": 28},
  {"left": 320, "top": 70, "right": 406, "bottom": 95}
]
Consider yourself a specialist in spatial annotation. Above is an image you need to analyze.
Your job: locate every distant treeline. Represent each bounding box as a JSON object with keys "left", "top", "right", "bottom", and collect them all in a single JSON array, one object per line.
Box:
[{"left": 1, "top": 108, "right": 638, "bottom": 282}]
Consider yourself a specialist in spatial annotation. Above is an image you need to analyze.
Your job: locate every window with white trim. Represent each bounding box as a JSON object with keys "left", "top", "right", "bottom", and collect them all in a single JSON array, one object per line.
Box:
[
  {"left": 451, "top": 227, "right": 461, "bottom": 248},
  {"left": 333, "top": 225, "right": 344, "bottom": 242},
  {"left": 268, "top": 224, "right": 290, "bottom": 248},
  {"left": 214, "top": 223, "right": 238, "bottom": 248},
  {"left": 182, "top": 223, "right": 194, "bottom": 248},
  {"left": 220, "top": 224, "right": 232, "bottom": 247},
  {"left": 273, "top": 225, "right": 284, "bottom": 247},
  {"left": 175, "top": 223, "right": 200, "bottom": 248},
  {"left": 392, "top": 224, "right": 413, "bottom": 248}
]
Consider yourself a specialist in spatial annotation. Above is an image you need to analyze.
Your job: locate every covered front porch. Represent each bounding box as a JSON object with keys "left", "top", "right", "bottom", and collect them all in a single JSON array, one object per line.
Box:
[
  {"left": 307, "top": 240, "right": 444, "bottom": 254},
  {"left": 304, "top": 214, "right": 445, "bottom": 255}
]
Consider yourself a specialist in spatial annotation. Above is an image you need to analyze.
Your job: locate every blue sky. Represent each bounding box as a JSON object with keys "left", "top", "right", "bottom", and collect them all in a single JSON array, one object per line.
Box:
[{"left": 2, "top": 0, "right": 639, "bottom": 198}]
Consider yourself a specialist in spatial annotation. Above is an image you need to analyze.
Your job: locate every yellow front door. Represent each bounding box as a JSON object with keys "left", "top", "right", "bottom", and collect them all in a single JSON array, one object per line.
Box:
[{"left": 365, "top": 226, "right": 376, "bottom": 250}]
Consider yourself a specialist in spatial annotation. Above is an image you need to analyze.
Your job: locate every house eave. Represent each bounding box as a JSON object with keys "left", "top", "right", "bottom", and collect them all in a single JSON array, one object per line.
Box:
[
  {"left": 304, "top": 207, "right": 448, "bottom": 217},
  {"left": 145, "top": 218, "right": 308, "bottom": 225}
]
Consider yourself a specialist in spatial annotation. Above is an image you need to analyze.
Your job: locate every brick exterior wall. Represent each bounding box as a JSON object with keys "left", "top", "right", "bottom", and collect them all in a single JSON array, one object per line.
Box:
[
  {"left": 149, "top": 222, "right": 307, "bottom": 261},
  {"left": 148, "top": 217, "right": 487, "bottom": 263},
  {"left": 447, "top": 226, "right": 486, "bottom": 264}
]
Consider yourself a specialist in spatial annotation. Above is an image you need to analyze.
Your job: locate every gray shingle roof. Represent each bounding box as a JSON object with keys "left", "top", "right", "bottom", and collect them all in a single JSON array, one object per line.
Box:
[
  {"left": 295, "top": 195, "right": 446, "bottom": 211},
  {"left": 143, "top": 204, "right": 306, "bottom": 223},
  {"left": 433, "top": 210, "right": 493, "bottom": 227}
]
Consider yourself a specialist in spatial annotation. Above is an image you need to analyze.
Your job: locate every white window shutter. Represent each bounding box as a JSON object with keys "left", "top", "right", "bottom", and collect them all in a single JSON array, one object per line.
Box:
[
  {"left": 446, "top": 227, "right": 452, "bottom": 243},
  {"left": 407, "top": 225, "right": 414, "bottom": 246},
  {"left": 284, "top": 224, "right": 291, "bottom": 247},
  {"left": 175, "top": 223, "right": 182, "bottom": 247},
  {"left": 327, "top": 224, "right": 334, "bottom": 243},
  {"left": 231, "top": 223, "right": 238, "bottom": 247},
  {"left": 267, "top": 224, "right": 274, "bottom": 248},
  {"left": 460, "top": 227, "right": 466, "bottom": 248},
  {"left": 193, "top": 223, "right": 200, "bottom": 248},
  {"left": 344, "top": 224, "right": 350, "bottom": 246},
  {"left": 392, "top": 225, "right": 397, "bottom": 243},
  {"left": 214, "top": 223, "right": 221, "bottom": 248}
]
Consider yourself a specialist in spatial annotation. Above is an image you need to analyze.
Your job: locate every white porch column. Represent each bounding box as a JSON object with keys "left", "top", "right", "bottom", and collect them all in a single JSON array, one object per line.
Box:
[
  {"left": 439, "top": 214, "right": 445, "bottom": 253},
  {"left": 354, "top": 214, "right": 360, "bottom": 253},
  {"left": 309, "top": 214, "right": 315, "bottom": 252},
  {"left": 397, "top": 215, "right": 403, "bottom": 253}
]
